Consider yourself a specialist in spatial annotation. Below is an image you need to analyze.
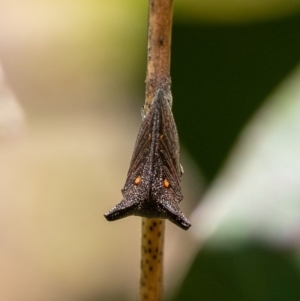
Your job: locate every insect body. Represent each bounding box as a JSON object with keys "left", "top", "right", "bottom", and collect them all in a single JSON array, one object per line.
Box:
[{"left": 104, "top": 88, "right": 191, "bottom": 230}]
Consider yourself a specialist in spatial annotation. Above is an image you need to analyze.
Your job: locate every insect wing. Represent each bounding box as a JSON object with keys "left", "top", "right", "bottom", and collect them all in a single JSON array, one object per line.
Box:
[{"left": 122, "top": 107, "right": 154, "bottom": 193}]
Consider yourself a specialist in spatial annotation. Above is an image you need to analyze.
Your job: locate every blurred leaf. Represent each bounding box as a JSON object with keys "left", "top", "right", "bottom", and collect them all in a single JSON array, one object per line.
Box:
[
  {"left": 176, "top": 0, "right": 300, "bottom": 22},
  {"left": 171, "top": 245, "right": 300, "bottom": 301},
  {"left": 171, "top": 12, "right": 300, "bottom": 301},
  {"left": 191, "top": 62, "right": 300, "bottom": 248},
  {"left": 172, "top": 14, "right": 300, "bottom": 182},
  {"left": 0, "top": 62, "right": 24, "bottom": 139}
]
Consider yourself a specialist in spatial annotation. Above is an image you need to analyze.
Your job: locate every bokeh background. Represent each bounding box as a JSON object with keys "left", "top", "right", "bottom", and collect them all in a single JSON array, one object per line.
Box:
[{"left": 1, "top": 1, "right": 300, "bottom": 300}]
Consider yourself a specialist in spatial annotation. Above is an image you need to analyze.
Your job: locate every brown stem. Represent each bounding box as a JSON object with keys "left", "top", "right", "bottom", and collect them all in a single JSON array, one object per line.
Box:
[
  {"left": 139, "top": 1, "right": 173, "bottom": 300},
  {"left": 139, "top": 218, "right": 165, "bottom": 301},
  {"left": 144, "top": 0, "right": 173, "bottom": 114}
]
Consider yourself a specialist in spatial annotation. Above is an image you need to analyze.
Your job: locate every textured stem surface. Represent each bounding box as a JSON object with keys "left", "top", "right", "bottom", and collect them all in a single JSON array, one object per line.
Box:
[
  {"left": 144, "top": 0, "right": 173, "bottom": 114},
  {"left": 140, "top": 218, "right": 165, "bottom": 301}
]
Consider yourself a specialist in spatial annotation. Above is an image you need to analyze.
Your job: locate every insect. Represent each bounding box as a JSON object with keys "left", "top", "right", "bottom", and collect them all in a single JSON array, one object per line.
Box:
[{"left": 104, "top": 87, "right": 191, "bottom": 230}]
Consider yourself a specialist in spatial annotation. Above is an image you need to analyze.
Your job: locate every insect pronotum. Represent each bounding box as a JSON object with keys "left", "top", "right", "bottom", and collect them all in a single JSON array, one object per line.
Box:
[{"left": 104, "top": 87, "right": 191, "bottom": 230}]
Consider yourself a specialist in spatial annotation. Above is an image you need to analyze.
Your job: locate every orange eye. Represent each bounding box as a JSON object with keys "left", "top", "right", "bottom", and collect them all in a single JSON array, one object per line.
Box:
[
  {"left": 163, "top": 179, "right": 170, "bottom": 188},
  {"left": 134, "top": 176, "right": 142, "bottom": 185}
]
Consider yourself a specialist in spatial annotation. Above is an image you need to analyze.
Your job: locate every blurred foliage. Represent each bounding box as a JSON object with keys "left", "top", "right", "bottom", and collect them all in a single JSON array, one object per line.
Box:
[
  {"left": 172, "top": 245, "right": 300, "bottom": 301},
  {"left": 169, "top": 11, "right": 300, "bottom": 301},
  {"left": 172, "top": 13, "right": 300, "bottom": 182},
  {"left": 175, "top": 0, "right": 300, "bottom": 23}
]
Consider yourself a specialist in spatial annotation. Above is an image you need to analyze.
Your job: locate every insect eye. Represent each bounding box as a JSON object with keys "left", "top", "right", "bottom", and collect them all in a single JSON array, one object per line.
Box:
[
  {"left": 163, "top": 179, "right": 170, "bottom": 188},
  {"left": 134, "top": 176, "right": 142, "bottom": 185}
]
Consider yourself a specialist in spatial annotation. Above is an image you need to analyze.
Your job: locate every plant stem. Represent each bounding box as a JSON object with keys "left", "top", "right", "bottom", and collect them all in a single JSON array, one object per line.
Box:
[
  {"left": 140, "top": 1, "right": 173, "bottom": 300},
  {"left": 144, "top": 0, "right": 173, "bottom": 114},
  {"left": 140, "top": 218, "right": 165, "bottom": 301}
]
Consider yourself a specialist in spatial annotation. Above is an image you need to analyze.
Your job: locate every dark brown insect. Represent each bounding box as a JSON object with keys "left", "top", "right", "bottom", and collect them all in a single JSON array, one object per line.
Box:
[{"left": 104, "top": 87, "right": 191, "bottom": 230}]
